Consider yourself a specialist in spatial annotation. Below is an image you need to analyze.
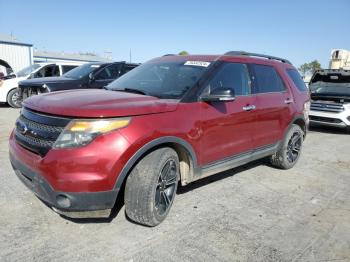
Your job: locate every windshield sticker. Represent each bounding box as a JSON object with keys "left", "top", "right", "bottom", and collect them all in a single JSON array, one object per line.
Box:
[
  {"left": 91, "top": 65, "right": 101, "bottom": 68},
  {"left": 184, "top": 61, "right": 210, "bottom": 67}
]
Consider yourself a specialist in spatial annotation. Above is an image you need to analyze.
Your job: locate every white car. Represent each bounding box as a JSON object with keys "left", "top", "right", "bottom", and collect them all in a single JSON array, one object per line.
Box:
[
  {"left": 309, "top": 69, "right": 350, "bottom": 132},
  {"left": 0, "top": 62, "right": 82, "bottom": 108}
]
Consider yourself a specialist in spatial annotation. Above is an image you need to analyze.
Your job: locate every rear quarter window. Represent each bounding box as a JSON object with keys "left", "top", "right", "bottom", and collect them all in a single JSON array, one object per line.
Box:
[
  {"left": 252, "top": 64, "right": 286, "bottom": 93},
  {"left": 287, "top": 69, "right": 307, "bottom": 91}
]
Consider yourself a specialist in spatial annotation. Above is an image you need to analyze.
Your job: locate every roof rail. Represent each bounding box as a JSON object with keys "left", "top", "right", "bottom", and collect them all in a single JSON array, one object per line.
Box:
[
  {"left": 224, "top": 51, "right": 291, "bottom": 64},
  {"left": 163, "top": 54, "right": 176, "bottom": 56}
]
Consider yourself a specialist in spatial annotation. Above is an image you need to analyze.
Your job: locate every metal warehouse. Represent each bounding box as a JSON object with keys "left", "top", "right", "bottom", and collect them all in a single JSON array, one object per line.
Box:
[
  {"left": 0, "top": 34, "right": 33, "bottom": 76},
  {"left": 33, "top": 50, "right": 111, "bottom": 64}
]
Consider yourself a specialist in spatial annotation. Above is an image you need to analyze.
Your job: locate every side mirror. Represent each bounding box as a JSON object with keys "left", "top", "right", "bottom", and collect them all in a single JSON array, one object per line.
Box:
[
  {"left": 88, "top": 72, "right": 95, "bottom": 82},
  {"left": 200, "top": 87, "right": 235, "bottom": 102}
]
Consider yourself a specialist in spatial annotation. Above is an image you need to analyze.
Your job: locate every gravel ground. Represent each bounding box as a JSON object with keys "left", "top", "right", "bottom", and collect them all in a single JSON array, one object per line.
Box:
[{"left": 0, "top": 105, "right": 349, "bottom": 262}]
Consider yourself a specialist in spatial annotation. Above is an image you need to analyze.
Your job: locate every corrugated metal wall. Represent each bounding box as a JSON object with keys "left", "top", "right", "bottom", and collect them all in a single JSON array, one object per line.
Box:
[{"left": 0, "top": 43, "right": 33, "bottom": 73}]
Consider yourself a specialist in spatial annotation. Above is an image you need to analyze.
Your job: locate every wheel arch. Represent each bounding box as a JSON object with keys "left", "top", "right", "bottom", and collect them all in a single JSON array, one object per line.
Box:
[
  {"left": 113, "top": 136, "right": 198, "bottom": 192},
  {"left": 292, "top": 115, "right": 307, "bottom": 138}
]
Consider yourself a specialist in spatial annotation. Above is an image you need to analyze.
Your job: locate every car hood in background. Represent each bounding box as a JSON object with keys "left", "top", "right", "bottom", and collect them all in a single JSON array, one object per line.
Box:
[
  {"left": 19, "top": 76, "right": 75, "bottom": 86},
  {"left": 23, "top": 89, "right": 179, "bottom": 118}
]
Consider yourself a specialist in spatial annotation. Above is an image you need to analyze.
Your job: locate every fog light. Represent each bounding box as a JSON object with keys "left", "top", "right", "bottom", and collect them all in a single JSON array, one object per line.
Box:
[{"left": 56, "top": 194, "right": 71, "bottom": 208}]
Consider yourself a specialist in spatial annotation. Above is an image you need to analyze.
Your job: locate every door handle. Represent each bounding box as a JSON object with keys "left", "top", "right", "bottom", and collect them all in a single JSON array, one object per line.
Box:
[
  {"left": 242, "top": 105, "right": 256, "bottom": 111},
  {"left": 284, "top": 98, "right": 294, "bottom": 104}
]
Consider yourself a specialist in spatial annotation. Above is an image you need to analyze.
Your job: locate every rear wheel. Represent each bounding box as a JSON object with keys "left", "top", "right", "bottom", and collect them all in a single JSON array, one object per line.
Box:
[
  {"left": 7, "top": 89, "right": 22, "bottom": 108},
  {"left": 124, "top": 147, "right": 179, "bottom": 226},
  {"left": 270, "top": 124, "right": 304, "bottom": 169}
]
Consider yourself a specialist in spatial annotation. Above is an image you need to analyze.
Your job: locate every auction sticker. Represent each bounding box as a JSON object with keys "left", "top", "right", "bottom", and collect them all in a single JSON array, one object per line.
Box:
[{"left": 184, "top": 61, "right": 211, "bottom": 67}]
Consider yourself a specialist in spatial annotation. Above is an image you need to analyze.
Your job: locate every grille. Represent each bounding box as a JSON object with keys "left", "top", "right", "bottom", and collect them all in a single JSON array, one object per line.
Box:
[
  {"left": 15, "top": 108, "right": 70, "bottom": 156},
  {"left": 309, "top": 115, "right": 343, "bottom": 124},
  {"left": 310, "top": 102, "right": 344, "bottom": 113},
  {"left": 19, "top": 85, "right": 43, "bottom": 100}
]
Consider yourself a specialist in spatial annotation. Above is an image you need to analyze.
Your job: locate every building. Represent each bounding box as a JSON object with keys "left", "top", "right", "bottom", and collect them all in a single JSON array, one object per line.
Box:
[
  {"left": 0, "top": 33, "right": 112, "bottom": 76},
  {"left": 34, "top": 50, "right": 111, "bottom": 64},
  {"left": 0, "top": 34, "right": 33, "bottom": 76},
  {"left": 329, "top": 49, "right": 350, "bottom": 70}
]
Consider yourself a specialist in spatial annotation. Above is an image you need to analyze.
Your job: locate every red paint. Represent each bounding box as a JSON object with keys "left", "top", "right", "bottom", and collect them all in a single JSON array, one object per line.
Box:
[{"left": 10, "top": 54, "right": 309, "bottom": 193}]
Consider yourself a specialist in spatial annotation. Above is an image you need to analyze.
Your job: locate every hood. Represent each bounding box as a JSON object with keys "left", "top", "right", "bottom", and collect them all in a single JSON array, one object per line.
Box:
[
  {"left": 1, "top": 76, "right": 26, "bottom": 87},
  {"left": 19, "top": 76, "right": 74, "bottom": 86},
  {"left": 23, "top": 89, "right": 179, "bottom": 118}
]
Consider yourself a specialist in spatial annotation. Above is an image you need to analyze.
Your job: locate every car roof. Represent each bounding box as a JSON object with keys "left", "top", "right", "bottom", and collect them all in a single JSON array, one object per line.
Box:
[{"left": 154, "top": 52, "right": 294, "bottom": 68}]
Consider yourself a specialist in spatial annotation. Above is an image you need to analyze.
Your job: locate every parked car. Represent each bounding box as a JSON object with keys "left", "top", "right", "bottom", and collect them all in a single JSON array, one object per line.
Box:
[
  {"left": 0, "top": 62, "right": 81, "bottom": 108},
  {"left": 9, "top": 51, "right": 309, "bottom": 226},
  {"left": 18, "top": 61, "right": 139, "bottom": 105},
  {"left": 309, "top": 69, "right": 350, "bottom": 131}
]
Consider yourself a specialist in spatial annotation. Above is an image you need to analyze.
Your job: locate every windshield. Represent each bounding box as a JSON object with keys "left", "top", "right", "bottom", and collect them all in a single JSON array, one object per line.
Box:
[
  {"left": 63, "top": 63, "right": 101, "bottom": 79},
  {"left": 310, "top": 73, "right": 350, "bottom": 96},
  {"left": 107, "top": 60, "right": 209, "bottom": 99},
  {"left": 16, "top": 64, "right": 41, "bottom": 77}
]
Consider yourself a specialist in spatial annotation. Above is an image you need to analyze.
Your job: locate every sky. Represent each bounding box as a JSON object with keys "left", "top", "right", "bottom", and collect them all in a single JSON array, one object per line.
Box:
[{"left": 0, "top": 0, "right": 349, "bottom": 68}]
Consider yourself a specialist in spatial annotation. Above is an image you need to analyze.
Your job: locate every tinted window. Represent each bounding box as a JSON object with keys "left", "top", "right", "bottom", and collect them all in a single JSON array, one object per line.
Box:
[
  {"left": 95, "top": 64, "right": 122, "bottom": 80},
  {"left": 64, "top": 63, "right": 101, "bottom": 79},
  {"left": 62, "top": 65, "right": 77, "bottom": 74},
  {"left": 206, "top": 63, "right": 250, "bottom": 96},
  {"left": 123, "top": 65, "right": 137, "bottom": 74},
  {"left": 287, "top": 69, "right": 307, "bottom": 91},
  {"left": 107, "top": 61, "right": 208, "bottom": 99},
  {"left": 252, "top": 64, "right": 285, "bottom": 93},
  {"left": 35, "top": 65, "right": 60, "bottom": 78}
]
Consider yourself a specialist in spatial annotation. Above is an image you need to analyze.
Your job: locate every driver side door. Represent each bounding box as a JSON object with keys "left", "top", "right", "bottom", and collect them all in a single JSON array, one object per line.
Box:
[{"left": 199, "top": 62, "right": 256, "bottom": 165}]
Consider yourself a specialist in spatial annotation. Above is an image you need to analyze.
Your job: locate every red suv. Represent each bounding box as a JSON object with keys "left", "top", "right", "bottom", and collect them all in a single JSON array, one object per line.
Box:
[{"left": 9, "top": 51, "right": 310, "bottom": 226}]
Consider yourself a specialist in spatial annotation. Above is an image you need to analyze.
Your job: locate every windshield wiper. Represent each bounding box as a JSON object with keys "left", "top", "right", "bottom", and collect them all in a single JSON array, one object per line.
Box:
[{"left": 113, "top": 88, "right": 149, "bottom": 96}]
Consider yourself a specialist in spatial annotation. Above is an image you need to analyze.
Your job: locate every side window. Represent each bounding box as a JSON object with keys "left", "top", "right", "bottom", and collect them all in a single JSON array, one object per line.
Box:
[
  {"left": 206, "top": 63, "right": 251, "bottom": 96},
  {"left": 286, "top": 69, "right": 307, "bottom": 91},
  {"left": 95, "top": 64, "right": 122, "bottom": 80},
  {"left": 122, "top": 65, "right": 136, "bottom": 75},
  {"left": 34, "top": 65, "right": 59, "bottom": 78},
  {"left": 252, "top": 64, "right": 285, "bottom": 93},
  {"left": 62, "top": 65, "right": 77, "bottom": 74}
]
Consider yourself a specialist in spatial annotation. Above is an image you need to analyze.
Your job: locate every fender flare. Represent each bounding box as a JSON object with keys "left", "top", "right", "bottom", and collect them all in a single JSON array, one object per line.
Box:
[
  {"left": 285, "top": 114, "right": 307, "bottom": 139},
  {"left": 113, "top": 136, "right": 198, "bottom": 190}
]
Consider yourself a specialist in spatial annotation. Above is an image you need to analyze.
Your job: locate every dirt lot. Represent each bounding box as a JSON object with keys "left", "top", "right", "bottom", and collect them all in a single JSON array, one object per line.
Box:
[{"left": 0, "top": 105, "right": 349, "bottom": 262}]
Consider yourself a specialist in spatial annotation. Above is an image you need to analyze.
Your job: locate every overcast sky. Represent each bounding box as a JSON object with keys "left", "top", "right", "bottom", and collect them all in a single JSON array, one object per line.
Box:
[{"left": 1, "top": 0, "right": 349, "bottom": 68}]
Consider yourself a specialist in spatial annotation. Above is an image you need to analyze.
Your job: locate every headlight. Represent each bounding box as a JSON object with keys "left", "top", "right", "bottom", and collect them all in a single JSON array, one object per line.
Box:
[
  {"left": 53, "top": 118, "right": 131, "bottom": 148},
  {"left": 41, "top": 84, "right": 50, "bottom": 93}
]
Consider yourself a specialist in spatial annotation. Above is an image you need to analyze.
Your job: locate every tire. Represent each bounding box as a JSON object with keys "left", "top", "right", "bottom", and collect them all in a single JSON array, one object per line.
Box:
[
  {"left": 7, "top": 89, "right": 22, "bottom": 108},
  {"left": 270, "top": 124, "right": 304, "bottom": 169},
  {"left": 124, "top": 147, "right": 179, "bottom": 226}
]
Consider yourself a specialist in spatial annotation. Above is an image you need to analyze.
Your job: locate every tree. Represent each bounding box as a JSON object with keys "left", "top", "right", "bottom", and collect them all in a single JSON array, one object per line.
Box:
[
  {"left": 178, "top": 51, "right": 189, "bottom": 55},
  {"left": 309, "top": 60, "right": 322, "bottom": 74},
  {"left": 298, "top": 60, "right": 322, "bottom": 77},
  {"left": 298, "top": 63, "right": 310, "bottom": 77}
]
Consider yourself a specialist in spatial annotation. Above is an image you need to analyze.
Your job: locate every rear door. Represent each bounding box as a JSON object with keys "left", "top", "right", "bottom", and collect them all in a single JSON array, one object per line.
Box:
[
  {"left": 199, "top": 62, "right": 256, "bottom": 165},
  {"left": 250, "top": 63, "right": 293, "bottom": 148}
]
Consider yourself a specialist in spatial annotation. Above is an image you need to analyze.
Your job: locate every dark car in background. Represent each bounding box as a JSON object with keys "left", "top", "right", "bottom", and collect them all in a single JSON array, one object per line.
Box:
[{"left": 18, "top": 61, "right": 139, "bottom": 105}]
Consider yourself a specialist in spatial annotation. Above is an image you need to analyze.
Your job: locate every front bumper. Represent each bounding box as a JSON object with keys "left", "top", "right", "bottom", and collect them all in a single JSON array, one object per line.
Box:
[
  {"left": 309, "top": 109, "right": 350, "bottom": 128},
  {"left": 10, "top": 153, "right": 118, "bottom": 218},
  {"left": 8, "top": 126, "right": 131, "bottom": 218}
]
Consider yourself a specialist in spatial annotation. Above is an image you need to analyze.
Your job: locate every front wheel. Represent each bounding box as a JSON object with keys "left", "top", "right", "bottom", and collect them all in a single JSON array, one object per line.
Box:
[
  {"left": 270, "top": 124, "right": 304, "bottom": 169},
  {"left": 7, "top": 89, "right": 22, "bottom": 108},
  {"left": 124, "top": 147, "right": 179, "bottom": 226}
]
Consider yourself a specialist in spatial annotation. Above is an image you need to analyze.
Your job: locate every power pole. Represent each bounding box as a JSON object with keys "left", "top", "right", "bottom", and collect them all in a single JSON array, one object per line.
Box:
[{"left": 129, "top": 49, "right": 132, "bottom": 63}]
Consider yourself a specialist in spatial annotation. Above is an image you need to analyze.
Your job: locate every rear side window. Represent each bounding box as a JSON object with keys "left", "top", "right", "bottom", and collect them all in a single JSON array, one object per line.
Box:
[
  {"left": 62, "top": 65, "right": 77, "bottom": 74},
  {"left": 252, "top": 64, "right": 285, "bottom": 93},
  {"left": 206, "top": 63, "right": 251, "bottom": 96},
  {"left": 287, "top": 69, "right": 307, "bottom": 91}
]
